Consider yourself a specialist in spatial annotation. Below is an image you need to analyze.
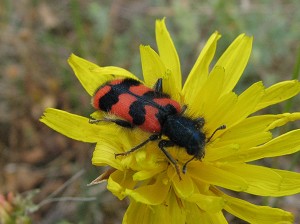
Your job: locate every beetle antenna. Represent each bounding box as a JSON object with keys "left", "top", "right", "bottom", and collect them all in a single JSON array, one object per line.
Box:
[{"left": 206, "top": 125, "right": 226, "bottom": 143}]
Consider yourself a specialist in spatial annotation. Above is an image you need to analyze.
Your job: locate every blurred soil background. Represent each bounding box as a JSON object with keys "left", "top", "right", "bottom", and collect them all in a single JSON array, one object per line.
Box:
[{"left": 1, "top": 0, "right": 300, "bottom": 223}]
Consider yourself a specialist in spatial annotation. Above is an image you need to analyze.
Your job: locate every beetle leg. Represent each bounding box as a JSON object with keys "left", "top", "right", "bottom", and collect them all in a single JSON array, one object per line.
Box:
[
  {"left": 115, "top": 134, "right": 160, "bottom": 157},
  {"left": 89, "top": 118, "right": 134, "bottom": 128},
  {"left": 182, "top": 155, "right": 197, "bottom": 174},
  {"left": 158, "top": 140, "right": 182, "bottom": 180},
  {"left": 179, "top": 105, "right": 188, "bottom": 115},
  {"left": 153, "top": 78, "right": 163, "bottom": 94}
]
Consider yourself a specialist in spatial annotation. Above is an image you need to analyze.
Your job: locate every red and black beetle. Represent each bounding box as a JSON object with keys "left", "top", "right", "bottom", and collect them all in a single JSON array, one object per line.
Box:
[{"left": 90, "top": 78, "right": 225, "bottom": 179}]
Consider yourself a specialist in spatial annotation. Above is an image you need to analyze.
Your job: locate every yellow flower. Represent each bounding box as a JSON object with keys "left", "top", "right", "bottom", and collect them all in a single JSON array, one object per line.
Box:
[{"left": 40, "top": 19, "right": 300, "bottom": 223}]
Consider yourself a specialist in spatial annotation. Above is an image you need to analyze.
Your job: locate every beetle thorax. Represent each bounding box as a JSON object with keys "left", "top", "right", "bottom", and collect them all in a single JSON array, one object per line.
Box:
[{"left": 161, "top": 114, "right": 206, "bottom": 157}]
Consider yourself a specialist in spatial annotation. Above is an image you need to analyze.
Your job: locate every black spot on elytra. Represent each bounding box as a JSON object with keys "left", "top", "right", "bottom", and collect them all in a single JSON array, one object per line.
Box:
[
  {"left": 129, "top": 100, "right": 146, "bottom": 125},
  {"left": 156, "top": 104, "right": 178, "bottom": 126},
  {"left": 143, "top": 90, "right": 169, "bottom": 99},
  {"left": 99, "top": 87, "right": 118, "bottom": 111},
  {"left": 98, "top": 79, "right": 141, "bottom": 111},
  {"left": 121, "top": 78, "right": 141, "bottom": 88}
]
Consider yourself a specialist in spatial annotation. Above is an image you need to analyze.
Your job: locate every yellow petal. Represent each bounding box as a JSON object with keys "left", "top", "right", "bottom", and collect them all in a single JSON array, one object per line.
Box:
[
  {"left": 68, "top": 54, "right": 137, "bottom": 95},
  {"left": 188, "top": 162, "right": 248, "bottom": 192},
  {"left": 123, "top": 201, "right": 157, "bottom": 224},
  {"left": 220, "top": 81, "right": 264, "bottom": 129},
  {"left": 186, "top": 66, "right": 225, "bottom": 118},
  {"left": 184, "top": 203, "right": 204, "bottom": 224},
  {"left": 264, "top": 112, "right": 300, "bottom": 130},
  {"left": 123, "top": 201, "right": 145, "bottom": 224},
  {"left": 68, "top": 54, "right": 108, "bottom": 95},
  {"left": 183, "top": 32, "right": 221, "bottom": 102},
  {"left": 205, "top": 82, "right": 264, "bottom": 137},
  {"left": 40, "top": 108, "right": 106, "bottom": 143},
  {"left": 185, "top": 206, "right": 228, "bottom": 224},
  {"left": 199, "top": 66, "right": 226, "bottom": 116},
  {"left": 167, "top": 191, "right": 187, "bottom": 224},
  {"left": 125, "top": 173, "right": 170, "bottom": 205},
  {"left": 205, "top": 143, "right": 241, "bottom": 162},
  {"left": 206, "top": 81, "right": 264, "bottom": 134},
  {"left": 204, "top": 91, "right": 237, "bottom": 133},
  {"left": 217, "top": 163, "right": 300, "bottom": 196},
  {"left": 213, "top": 188, "right": 294, "bottom": 224},
  {"left": 172, "top": 171, "right": 195, "bottom": 198},
  {"left": 208, "top": 132, "right": 271, "bottom": 161},
  {"left": 123, "top": 199, "right": 185, "bottom": 224},
  {"left": 254, "top": 80, "right": 300, "bottom": 112},
  {"left": 92, "top": 66, "right": 138, "bottom": 80},
  {"left": 124, "top": 191, "right": 226, "bottom": 224},
  {"left": 215, "top": 34, "right": 253, "bottom": 95},
  {"left": 210, "top": 118, "right": 271, "bottom": 150},
  {"left": 92, "top": 142, "right": 123, "bottom": 170},
  {"left": 187, "top": 194, "right": 224, "bottom": 213},
  {"left": 139, "top": 45, "right": 180, "bottom": 101},
  {"left": 271, "top": 168, "right": 300, "bottom": 196},
  {"left": 208, "top": 112, "right": 300, "bottom": 161},
  {"left": 227, "top": 129, "right": 300, "bottom": 162},
  {"left": 187, "top": 210, "right": 228, "bottom": 224},
  {"left": 226, "top": 112, "right": 300, "bottom": 133},
  {"left": 155, "top": 18, "right": 181, "bottom": 90},
  {"left": 140, "top": 45, "right": 166, "bottom": 86},
  {"left": 107, "top": 170, "right": 137, "bottom": 200},
  {"left": 206, "top": 212, "right": 228, "bottom": 224},
  {"left": 132, "top": 166, "right": 165, "bottom": 181}
]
